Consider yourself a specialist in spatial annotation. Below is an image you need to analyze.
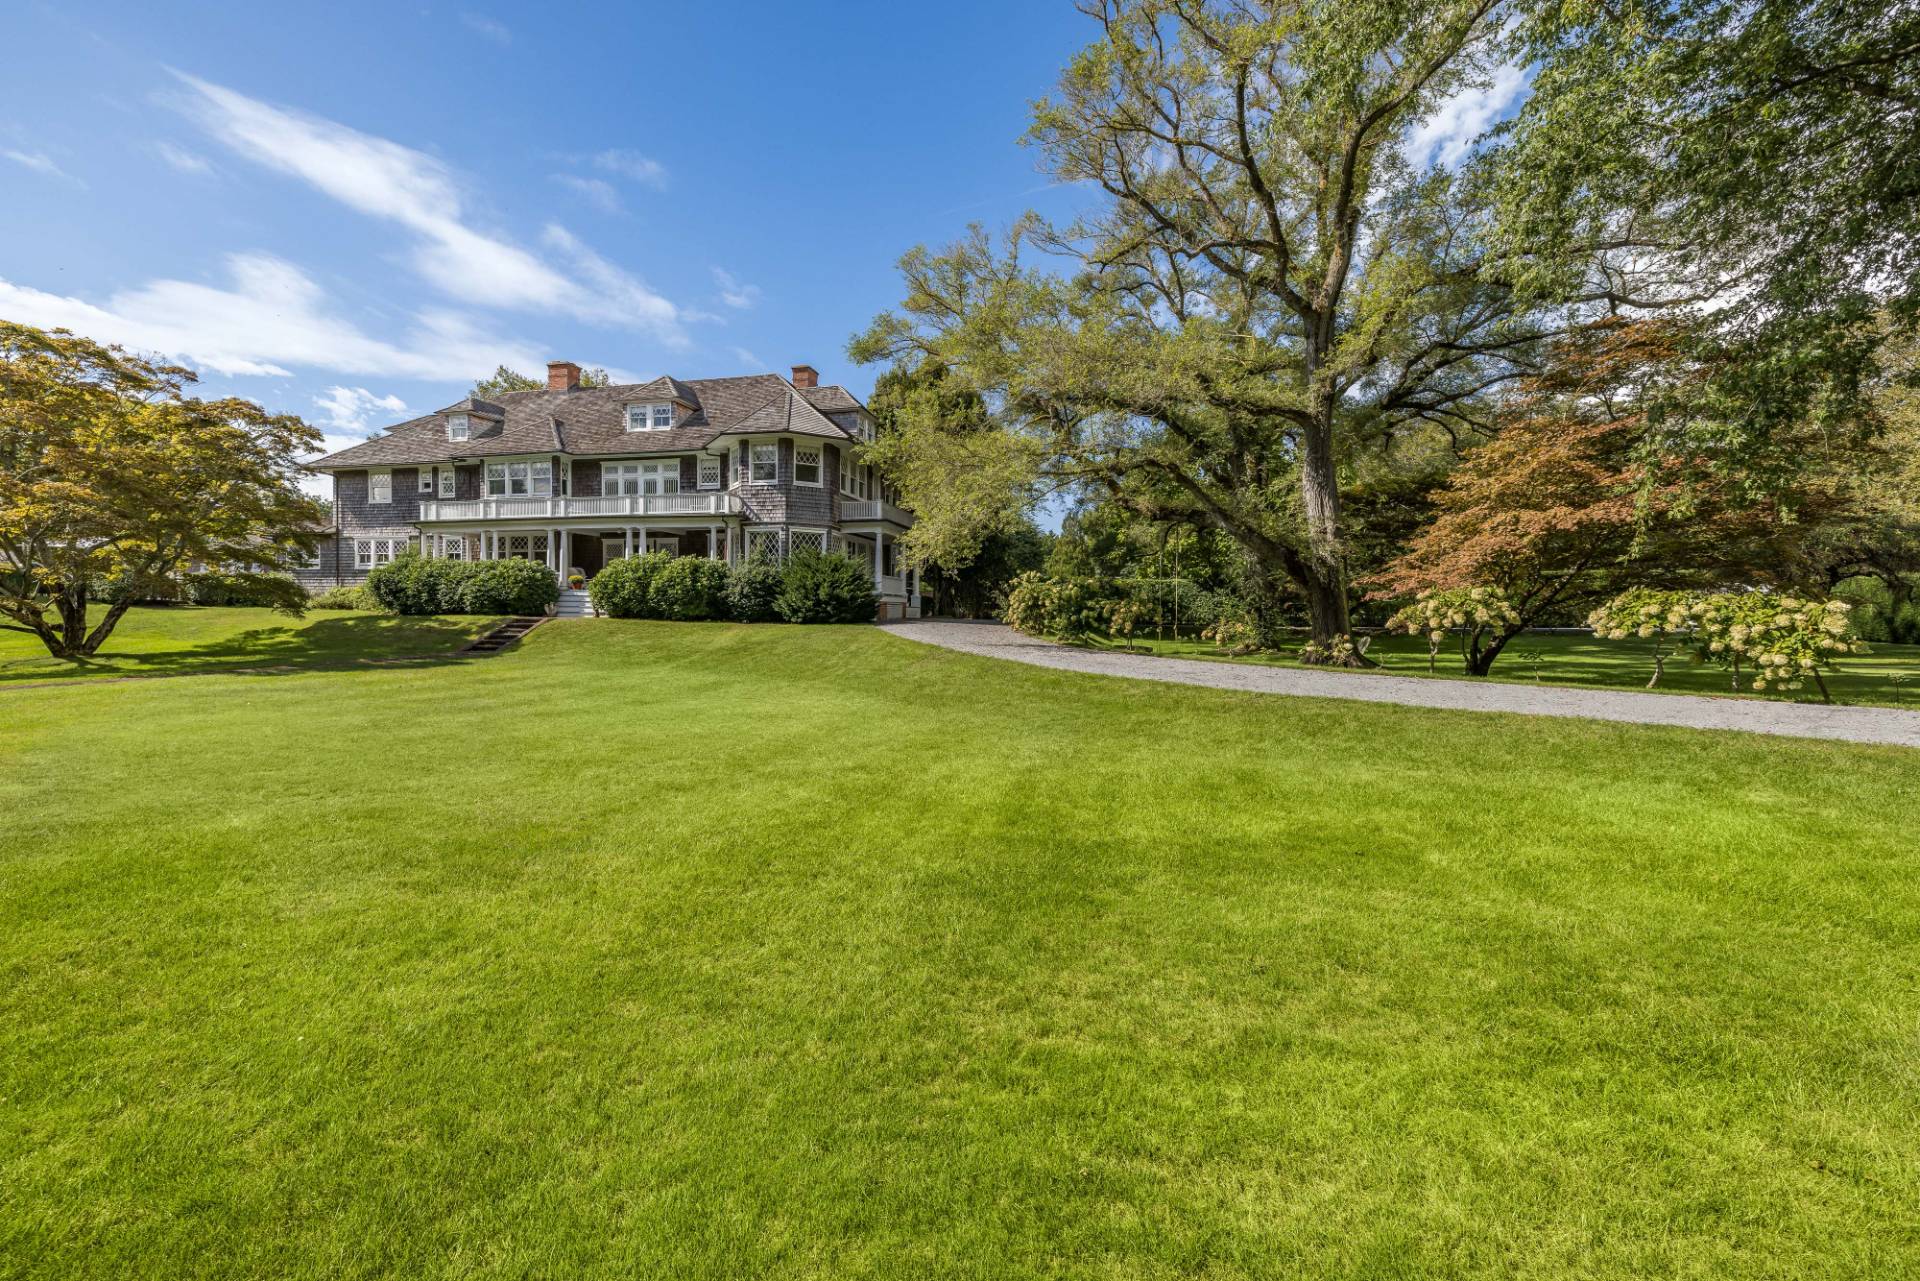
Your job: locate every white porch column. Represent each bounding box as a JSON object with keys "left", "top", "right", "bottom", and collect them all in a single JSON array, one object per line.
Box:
[
  {"left": 873, "top": 531, "right": 886, "bottom": 591},
  {"left": 709, "top": 524, "right": 719, "bottom": 559},
  {"left": 624, "top": 526, "right": 633, "bottom": 558},
  {"left": 420, "top": 530, "right": 432, "bottom": 558}
]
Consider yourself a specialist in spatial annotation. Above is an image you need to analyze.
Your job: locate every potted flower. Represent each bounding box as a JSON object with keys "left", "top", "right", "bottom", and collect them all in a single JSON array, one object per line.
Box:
[{"left": 568, "top": 572, "right": 585, "bottom": 590}]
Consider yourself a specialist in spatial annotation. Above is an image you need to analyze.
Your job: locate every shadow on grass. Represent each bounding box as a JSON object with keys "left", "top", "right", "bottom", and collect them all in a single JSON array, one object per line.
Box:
[{"left": 0, "top": 614, "right": 504, "bottom": 687}]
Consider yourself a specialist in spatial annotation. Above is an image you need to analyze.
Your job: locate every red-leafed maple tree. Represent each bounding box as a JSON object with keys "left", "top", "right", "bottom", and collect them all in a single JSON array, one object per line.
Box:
[{"left": 1367, "top": 318, "right": 1823, "bottom": 675}]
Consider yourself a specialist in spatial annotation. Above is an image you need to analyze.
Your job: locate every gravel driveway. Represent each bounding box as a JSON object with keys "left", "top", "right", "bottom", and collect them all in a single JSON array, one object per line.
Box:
[{"left": 878, "top": 619, "right": 1920, "bottom": 749}]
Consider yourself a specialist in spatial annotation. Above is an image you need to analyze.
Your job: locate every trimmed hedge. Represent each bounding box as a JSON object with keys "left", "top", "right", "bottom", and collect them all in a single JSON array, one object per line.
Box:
[
  {"left": 774, "top": 551, "right": 880, "bottom": 624},
  {"left": 459, "top": 558, "right": 559, "bottom": 616},
  {"left": 724, "top": 562, "right": 783, "bottom": 623},
  {"left": 650, "top": 556, "right": 731, "bottom": 621},
  {"left": 310, "top": 585, "right": 378, "bottom": 610},
  {"left": 365, "top": 553, "right": 477, "bottom": 615},
  {"left": 587, "top": 551, "right": 674, "bottom": 619},
  {"left": 184, "top": 572, "right": 304, "bottom": 609}
]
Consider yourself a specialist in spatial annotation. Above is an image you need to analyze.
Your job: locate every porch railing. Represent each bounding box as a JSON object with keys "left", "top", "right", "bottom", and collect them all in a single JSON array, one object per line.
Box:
[
  {"left": 840, "top": 499, "right": 915, "bottom": 527},
  {"left": 420, "top": 493, "right": 739, "bottom": 522}
]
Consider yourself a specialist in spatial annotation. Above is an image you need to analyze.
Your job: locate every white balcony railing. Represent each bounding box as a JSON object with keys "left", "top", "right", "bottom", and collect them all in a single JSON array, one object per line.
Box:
[
  {"left": 420, "top": 493, "right": 739, "bottom": 522},
  {"left": 840, "top": 499, "right": 915, "bottom": 527}
]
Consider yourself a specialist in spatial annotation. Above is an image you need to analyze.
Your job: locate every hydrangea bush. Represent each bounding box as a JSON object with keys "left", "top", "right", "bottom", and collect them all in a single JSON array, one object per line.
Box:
[
  {"left": 1384, "top": 587, "right": 1521, "bottom": 673},
  {"left": 1003, "top": 573, "right": 1109, "bottom": 642},
  {"left": 1587, "top": 588, "right": 1868, "bottom": 700},
  {"left": 1585, "top": 587, "right": 1697, "bottom": 687},
  {"left": 1689, "top": 591, "right": 1867, "bottom": 699}
]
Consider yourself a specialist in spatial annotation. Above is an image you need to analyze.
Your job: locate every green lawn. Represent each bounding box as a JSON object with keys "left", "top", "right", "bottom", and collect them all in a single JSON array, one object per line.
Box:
[
  {"left": 1098, "top": 629, "right": 1920, "bottom": 707},
  {"left": 0, "top": 606, "right": 502, "bottom": 685},
  {"left": 3, "top": 615, "right": 1917, "bottom": 1278}
]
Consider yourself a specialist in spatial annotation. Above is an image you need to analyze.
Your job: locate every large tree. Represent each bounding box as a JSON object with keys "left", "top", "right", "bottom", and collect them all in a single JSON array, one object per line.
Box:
[
  {"left": 1498, "top": 0, "right": 1920, "bottom": 480},
  {"left": 853, "top": 0, "right": 1648, "bottom": 658},
  {"left": 1368, "top": 318, "right": 1839, "bottom": 672},
  {"left": 0, "top": 323, "right": 325, "bottom": 659}
]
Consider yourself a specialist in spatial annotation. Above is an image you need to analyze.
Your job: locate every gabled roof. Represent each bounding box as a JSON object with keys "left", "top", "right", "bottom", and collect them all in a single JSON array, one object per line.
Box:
[
  {"left": 797, "top": 384, "right": 864, "bottom": 415},
  {"left": 436, "top": 396, "right": 506, "bottom": 419},
  {"left": 308, "top": 372, "right": 864, "bottom": 470}
]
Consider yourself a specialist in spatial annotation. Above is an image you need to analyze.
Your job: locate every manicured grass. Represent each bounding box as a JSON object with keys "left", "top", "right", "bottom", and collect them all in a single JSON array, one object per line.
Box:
[
  {"left": 1098, "top": 629, "right": 1920, "bottom": 707},
  {"left": 3, "top": 616, "right": 1917, "bottom": 1278},
  {"left": 0, "top": 606, "right": 502, "bottom": 685}
]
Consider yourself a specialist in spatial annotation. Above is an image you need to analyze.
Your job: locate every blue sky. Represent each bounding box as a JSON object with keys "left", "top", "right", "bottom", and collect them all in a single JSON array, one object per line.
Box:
[
  {"left": 0, "top": 1, "right": 1523, "bottom": 498},
  {"left": 0, "top": 0, "right": 1105, "bottom": 474}
]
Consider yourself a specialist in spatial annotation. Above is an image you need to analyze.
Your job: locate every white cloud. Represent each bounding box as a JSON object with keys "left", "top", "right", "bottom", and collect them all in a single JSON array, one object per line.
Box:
[
  {"left": 460, "top": 12, "right": 511, "bottom": 45},
  {"left": 713, "top": 267, "right": 762, "bottom": 310},
  {"left": 154, "top": 141, "right": 212, "bottom": 174},
  {"left": 5, "top": 149, "right": 81, "bottom": 185},
  {"left": 1405, "top": 62, "right": 1531, "bottom": 171},
  {"left": 591, "top": 148, "right": 667, "bottom": 188},
  {"left": 541, "top": 224, "right": 685, "bottom": 347},
  {"left": 169, "top": 73, "right": 682, "bottom": 338},
  {"left": 314, "top": 385, "right": 408, "bottom": 433},
  {"left": 552, "top": 174, "right": 622, "bottom": 214},
  {"left": 728, "top": 346, "right": 762, "bottom": 368},
  {"left": 0, "top": 252, "right": 543, "bottom": 380}
]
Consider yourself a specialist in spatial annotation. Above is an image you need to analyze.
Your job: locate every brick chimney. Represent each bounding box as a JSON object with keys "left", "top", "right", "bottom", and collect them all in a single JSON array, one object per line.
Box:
[
  {"left": 790, "top": 363, "right": 819, "bottom": 389},
  {"left": 547, "top": 360, "right": 582, "bottom": 391}
]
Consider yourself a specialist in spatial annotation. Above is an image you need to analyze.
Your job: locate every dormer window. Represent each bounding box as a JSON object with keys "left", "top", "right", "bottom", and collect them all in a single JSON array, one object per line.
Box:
[
  {"left": 625, "top": 403, "right": 676, "bottom": 432},
  {"left": 447, "top": 413, "right": 470, "bottom": 442}
]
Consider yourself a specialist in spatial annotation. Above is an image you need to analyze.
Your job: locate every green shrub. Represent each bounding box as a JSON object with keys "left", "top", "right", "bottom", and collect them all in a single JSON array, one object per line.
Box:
[
  {"left": 364, "top": 553, "right": 479, "bottom": 615},
  {"left": 588, "top": 551, "right": 674, "bottom": 619},
  {"left": 650, "top": 556, "right": 731, "bottom": 621},
  {"left": 458, "top": 558, "right": 559, "bottom": 616},
  {"left": 775, "top": 551, "right": 879, "bottom": 624},
  {"left": 310, "top": 585, "right": 377, "bottom": 610},
  {"left": 724, "top": 562, "right": 783, "bottom": 623},
  {"left": 183, "top": 572, "right": 303, "bottom": 608},
  {"left": 1002, "top": 572, "right": 1108, "bottom": 641}
]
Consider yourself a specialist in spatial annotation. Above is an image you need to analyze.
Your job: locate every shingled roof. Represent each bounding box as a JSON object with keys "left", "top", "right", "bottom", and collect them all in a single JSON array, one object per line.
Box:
[{"left": 309, "top": 373, "right": 864, "bottom": 470}]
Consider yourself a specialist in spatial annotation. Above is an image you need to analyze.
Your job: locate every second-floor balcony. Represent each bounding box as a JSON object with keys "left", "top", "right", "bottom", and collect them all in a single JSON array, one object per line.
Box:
[
  {"left": 840, "top": 499, "right": 915, "bottom": 527},
  {"left": 420, "top": 493, "right": 741, "bottom": 522}
]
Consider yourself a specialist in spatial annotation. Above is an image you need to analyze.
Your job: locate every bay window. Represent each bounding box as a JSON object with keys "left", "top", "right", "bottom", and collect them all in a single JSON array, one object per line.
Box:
[{"left": 750, "top": 443, "right": 777, "bottom": 483}]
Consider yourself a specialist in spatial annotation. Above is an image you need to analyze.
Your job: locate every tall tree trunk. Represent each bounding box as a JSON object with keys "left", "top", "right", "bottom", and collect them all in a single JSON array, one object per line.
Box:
[
  {"left": 1298, "top": 413, "right": 1356, "bottom": 659},
  {"left": 51, "top": 581, "right": 89, "bottom": 660},
  {"left": 1466, "top": 627, "right": 1520, "bottom": 676}
]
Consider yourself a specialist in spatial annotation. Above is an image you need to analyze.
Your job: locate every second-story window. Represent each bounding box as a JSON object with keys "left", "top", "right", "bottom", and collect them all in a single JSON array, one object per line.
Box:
[
  {"left": 439, "top": 467, "right": 456, "bottom": 498},
  {"left": 369, "top": 470, "right": 391, "bottom": 504},
  {"left": 697, "top": 456, "right": 720, "bottom": 490},
  {"left": 603, "top": 461, "right": 680, "bottom": 496},
  {"left": 794, "top": 446, "right": 822, "bottom": 486},
  {"left": 750, "top": 443, "right": 777, "bottom": 483},
  {"left": 485, "top": 461, "right": 553, "bottom": 498},
  {"left": 447, "top": 413, "right": 470, "bottom": 442},
  {"left": 419, "top": 468, "right": 435, "bottom": 494}
]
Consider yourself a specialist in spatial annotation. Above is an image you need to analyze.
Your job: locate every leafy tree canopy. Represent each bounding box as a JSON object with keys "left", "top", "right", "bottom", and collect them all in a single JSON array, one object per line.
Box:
[
  {"left": 470, "top": 365, "right": 610, "bottom": 399},
  {"left": 0, "top": 322, "right": 326, "bottom": 658}
]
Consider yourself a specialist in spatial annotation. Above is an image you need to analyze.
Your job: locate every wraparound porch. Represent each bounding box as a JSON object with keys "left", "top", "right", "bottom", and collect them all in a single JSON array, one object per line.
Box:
[{"left": 419, "top": 523, "right": 731, "bottom": 578}]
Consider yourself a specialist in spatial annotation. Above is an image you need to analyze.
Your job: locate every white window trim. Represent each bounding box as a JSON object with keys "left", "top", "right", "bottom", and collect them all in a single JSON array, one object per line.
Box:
[
  {"left": 794, "top": 445, "right": 823, "bottom": 488},
  {"left": 484, "top": 458, "right": 554, "bottom": 499},
  {"left": 418, "top": 468, "right": 435, "bottom": 494},
  {"left": 789, "top": 527, "right": 828, "bottom": 556},
  {"left": 447, "top": 413, "right": 471, "bottom": 443},
  {"left": 438, "top": 466, "right": 456, "bottom": 498},
  {"left": 368, "top": 469, "right": 392, "bottom": 504},
  {"left": 697, "top": 455, "right": 721, "bottom": 491},
  {"left": 354, "top": 537, "right": 400, "bottom": 569},
  {"left": 744, "top": 525, "right": 783, "bottom": 563},
  {"left": 624, "top": 402, "right": 678, "bottom": 432},
  {"left": 601, "top": 458, "right": 682, "bottom": 497},
  {"left": 749, "top": 442, "right": 778, "bottom": 484}
]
